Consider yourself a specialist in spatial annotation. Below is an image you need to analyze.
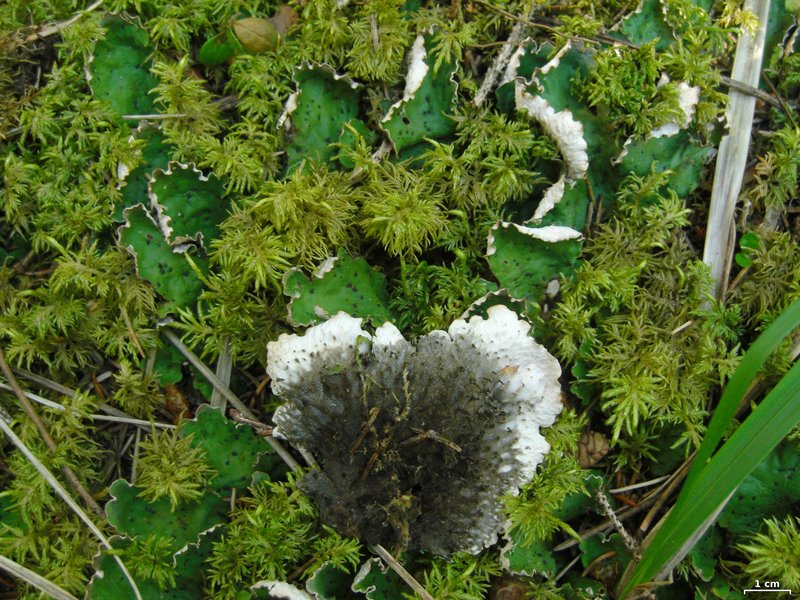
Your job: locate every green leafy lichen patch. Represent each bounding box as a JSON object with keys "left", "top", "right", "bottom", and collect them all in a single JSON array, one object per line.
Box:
[
  {"left": 117, "top": 123, "right": 173, "bottom": 220},
  {"left": 380, "top": 34, "right": 458, "bottom": 154},
  {"left": 283, "top": 254, "right": 393, "bottom": 326},
  {"left": 351, "top": 558, "right": 406, "bottom": 600},
  {"left": 89, "top": 15, "right": 159, "bottom": 119},
  {"left": 533, "top": 178, "right": 590, "bottom": 232},
  {"left": 486, "top": 222, "right": 583, "bottom": 304},
  {"left": 616, "top": 129, "right": 711, "bottom": 199},
  {"left": 305, "top": 562, "right": 354, "bottom": 600},
  {"left": 89, "top": 528, "right": 223, "bottom": 599},
  {"left": 105, "top": 480, "right": 228, "bottom": 552},
  {"left": 718, "top": 443, "right": 800, "bottom": 537},
  {"left": 283, "top": 65, "right": 362, "bottom": 172},
  {"left": 460, "top": 288, "right": 523, "bottom": 322},
  {"left": 688, "top": 526, "right": 723, "bottom": 582},
  {"left": 198, "top": 29, "right": 241, "bottom": 66},
  {"left": 181, "top": 405, "right": 275, "bottom": 492},
  {"left": 579, "top": 532, "right": 632, "bottom": 574},
  {"left": 149, "top": 164, "right": 229, "bottom": 247},
  {"left": 118, "top": 204, "right": 207, "bottom": 310},
  {"left": 150, "top": 342, "right": 185, "bottom": 385},
  {"left": 500, "top": 528, "right": 556, "bottom": 577},
  {"left": 618, "top": 0, "right": 675, "bottom": 49}
]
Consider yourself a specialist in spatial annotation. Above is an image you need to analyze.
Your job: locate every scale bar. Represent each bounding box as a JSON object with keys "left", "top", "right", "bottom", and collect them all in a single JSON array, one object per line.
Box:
[{"left": 743, "top": 590, "right": 792, "bottom": 594}]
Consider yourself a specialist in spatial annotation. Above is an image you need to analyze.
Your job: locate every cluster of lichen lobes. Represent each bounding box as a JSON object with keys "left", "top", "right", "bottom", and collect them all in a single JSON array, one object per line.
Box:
[
  {"left": 88, "top": 406, "right": 279, "bottom": 597},
  {"left": 88, "top": 15, "right": 158, "bottom": 119},
  {"left": 269, "top": 307, "right": 562, "bottom": 557}
]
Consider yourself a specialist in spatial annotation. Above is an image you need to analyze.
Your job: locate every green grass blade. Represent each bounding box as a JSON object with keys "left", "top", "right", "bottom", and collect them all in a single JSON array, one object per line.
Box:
[
  {"left": 619, "top": 298, "right": 800, "bottom": 598},
  {"left": 620, "top": 360, "right": 800, "bottom": 597},
  {"left": 683, "top": 297, "right": 800, "bottom": 495}
]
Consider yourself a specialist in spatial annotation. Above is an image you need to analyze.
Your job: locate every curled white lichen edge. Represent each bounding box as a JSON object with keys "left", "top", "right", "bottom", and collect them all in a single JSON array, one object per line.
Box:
[
  {"left": 486, "top": 221, "right": 583, "bottom": 257},
  {"left": 499, "top": 43, "right": 528, "bottom": 87},
  {"left": 513, "top": 42, "right": 589, "bottom": 181},
  {"left": 515, "top": 82, "right": 588, "bottom": 181},
  {"left": 148, "top": 162, "right": 213, "bottom": 247},
  {"left": 116, "top": 120, "right": 161, "bottom": 182},
  {"left": 507, "top": 41, "right": 589, "bottom": 222},
  {"left": 615, "top": 80, "right": 701, "bottom": 163},
  {"left": 382, "top": 33, "right": 429, "bottom": 124},
  {"left": 528, "top": 175, "right": 566, "bottom": 223},
  {"left": 250, "top": 580, "right": 312, "bottom": 600}
]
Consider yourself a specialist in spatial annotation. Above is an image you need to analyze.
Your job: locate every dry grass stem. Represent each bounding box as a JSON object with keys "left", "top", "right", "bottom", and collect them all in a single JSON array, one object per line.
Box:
[
  {"left": 0, "top": 415, "right": 143, "bottom": 600},
  {"left": 21, "top": 0, "right": 104, "bottom": 43},
  {"left": 702, "top": 0, "right": 771, "bottom": 298},
  {"left": 210, "top": 337, "right": 232, "bottom": 410},
  {"left": 0, "top": 348, "right": 104, "bottom": 518},
  {"left": 372, "top": 544, "right": 434, "bottom": 600},
  {"left": 161, "top": 328, "right": 301, "bottom": 472},
  {"left": 472, "top": 4, "right": 531, "bottom": 108},
  {"left": 0, "top": 554, "right": 80, "bottom": 600},
  {"left": 0, "top": 382, "right": 174, "bottom": 429}
]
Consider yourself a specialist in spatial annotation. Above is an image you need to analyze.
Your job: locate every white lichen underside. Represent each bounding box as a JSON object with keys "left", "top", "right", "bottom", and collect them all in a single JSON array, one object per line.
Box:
[
  {"left": 267, "top": 306, "right": 563, "bottom": 553},
  {"left": 486, "top": 222, "right": 583, "bottom": 257},
  {"left": 250, "top": 581, "right": 312, "bottom": 600},
  {"left": 530, "top": 175, "right": 566, "bottom": 223},
  {"left": 267, "top": 313, "right": 368, "bottom": 398},
  {"left": 382, "top": 33, "right": 429, "bottom": 123},
  {"left": 514, "top": 84, "right": 589, "bottom": 180},
  {"left": 448, "top": 306, "right": 562, "bottom": 485}
]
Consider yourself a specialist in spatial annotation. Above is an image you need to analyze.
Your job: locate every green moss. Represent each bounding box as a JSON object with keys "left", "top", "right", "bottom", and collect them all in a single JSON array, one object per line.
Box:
[
  {"left": 1, "top": 0, "right": 798, "bottom": 596},
  {"left": 549, "top": 172, "right": 740, "bottom": 451},
  {"left": 504, "top": 409, "right": 589, "bottom": 544},
  {"left": 408, "top": 552, "right": 501, "bottom": 600},
  {"left": 205, "top": 476, "right": 361, "bottom": 599},
  {"left": 738, "top": 516, "right": 800, "bottom": 591},
  {"left": 577, "top": 41, "right": 685, "bottom": 140},
  {"left": 136, "top": 427, "right": 218, "bottom": 510}
]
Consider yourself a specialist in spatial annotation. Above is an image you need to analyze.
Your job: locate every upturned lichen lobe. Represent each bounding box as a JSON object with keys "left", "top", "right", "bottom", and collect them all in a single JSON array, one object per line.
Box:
[{"left": 268, "top": 306, "right": 562, "bottom": 555}]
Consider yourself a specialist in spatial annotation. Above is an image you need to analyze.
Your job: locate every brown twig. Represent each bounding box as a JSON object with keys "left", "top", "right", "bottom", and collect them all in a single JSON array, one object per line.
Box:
[
  {"left": 0, "top": 347, "right": 105, "bottom": 519},
  {"left": 760, "top": 72, "right": 797, "bottom": 127},
  {"left": 229, "top": 409, "right": 274, "bottom": 437},
  {"left": 90, "top": 373, "right": 107, "bottom": 401},
  {"left": 161, "top": 328, "right": 302, "bottom": 472},
  {"left": 553, "top": 500, "right": 651, "bottom": 552},
  {"left": 596, "top": 489, "right": 640, "bottom": 558},
  {"left": 582, "top": 549, "right": 618, "bottom": 578},
  {"left": 22, "top": 0, "right": 105, "bottom": 44},
  {"left": 472, "top": 1, "right": 534, "bottom": 108},
  {"left": 10, "top": 250, "right": 36, "bottom": 275},
  {"left": 473, "top": 0, "right": 634, "bottom": 48},
  {"left": 553, "top": 460, "right": 688, "bottom": 552},
  {"left": 553, "top": 553, "right": 582, "bottom": 584},
  {"left": 372, "top": 544, "right": 434, "bottom": 600},
  {"left": 636, "top": 458, "right": 693, "bottom": 537},
  {"left": 14, "top": 367, "right": 145, "bottom": 420},
  {"left": 720, "top": 74, "right": 782, "bottom": 109},
  {"left": 210, "top": 337, "right": 232, "bottom": 411}
]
